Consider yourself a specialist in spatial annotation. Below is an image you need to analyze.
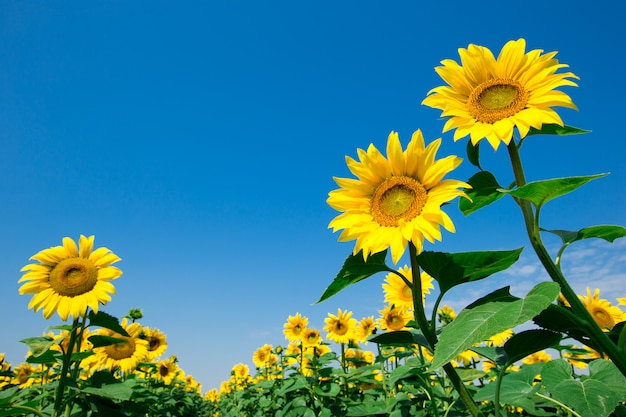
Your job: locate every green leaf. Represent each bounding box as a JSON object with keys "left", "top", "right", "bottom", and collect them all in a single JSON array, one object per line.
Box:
[
  {"left": 533, "top": 305, "right": 591, "bottom": 347},
  {"left": 417, "top": 248, "right": 523, "bottom": 296},
  {"left": 316, "top": 250, "right": 392, "bottom": 303},
  {"left": 19, "top": 336, "right": 55, "bottom": 357},
  {"left": 503, "top": 329, "right": 562, "bottom": 367},
  {"left": 469, "top": 346, "right": 508, "bottom": 366},
  {"left": 542, "top": 359, "right": 626, "bottom": 417},
  {"left": 429, "top": 282, "right": 559, "bottom": 370},
  {"left": 459, "top": 171, "right": 505, "bottom": 215},
  {"left": 466, "top": 286, "right": 520, "bottom": 309},
  {"left": 466, "top": 140, "right": 482, "bottom": 169},
  {"left": 526, "top": 124, "right": 590, "bottom": 136},
  {"left": 369, "top": 330, "right": 429, "bottom": 348},
  {"left": 82, "top": 381, "right": 134, "bottom": 401},
  {"left": 87, "top": 310, "right": 129, "bottom": 336},
  {"left": 504, "top": 174, "right": 608, "bottom": 209},
  {"left": 544, "top": 225, "right": 626, "bottom": 245},
  {"left": 88, "top": 335, "right": 128, "bottom": 348},
  {"left": 26, "top": 348, "right": 63, "bottom": 364}
]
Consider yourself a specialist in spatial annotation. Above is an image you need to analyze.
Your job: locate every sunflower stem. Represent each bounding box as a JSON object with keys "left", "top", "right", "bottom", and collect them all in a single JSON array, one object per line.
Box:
[
  {"left": 506, "top": 141, "right": 626, "bottom": 376},
  {"left": 52, "top": 317, "right": 80, "bottom": 417},
  {"left": 409, "top": 242, "right": 485, "bottom": 417}
]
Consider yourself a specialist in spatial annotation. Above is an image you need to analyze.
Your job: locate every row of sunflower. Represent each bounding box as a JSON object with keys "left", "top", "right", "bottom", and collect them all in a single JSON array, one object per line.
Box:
[
  {"left": 205, "top": 266, "right": 626, "bottom": 416},
  {"left": 1, "top": 235, "right": 214, "bottom": 416}
]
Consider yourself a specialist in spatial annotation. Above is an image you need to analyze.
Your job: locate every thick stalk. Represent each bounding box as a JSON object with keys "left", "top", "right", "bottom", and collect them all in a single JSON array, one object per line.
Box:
[
  {"left": 507, "top": 142, "right": 626, "bottom": 375},
  {"left": 52, "top": 317, "right": 80, "bottom": 417},
  {"left": 409, "top": 243, "right": 485, "bottom": 417}
]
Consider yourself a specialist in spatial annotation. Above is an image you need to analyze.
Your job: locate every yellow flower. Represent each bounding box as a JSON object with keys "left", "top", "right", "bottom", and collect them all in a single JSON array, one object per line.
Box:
[
  {"left": 485, "top": 329, "right": 514, "bottom": 347},
  {"left": 301, "top": 328, "right": 322, "bottom": 347},
  {"left": 617, "top": 296, "right": 626, "bottom": 307},
  {"left": 141, "top": 327, "right": 168, "bottom": 361},
  {"left": 92, "top": 318, "right": 149, "bottom": 374},
  {"left": 283, "top": 313, "right": 308, "bottom": 342},
  {"left": 579, "top": 287, "right": 625, "bottom": 330},
  {"left": 382, "top": 265, "right": 434, "bottom": 309},
  {"left": 423, "top": 38, "right": 578, "bottom": 150},
  {"left": 328, "top": 130, "right": 467, "bottom": 264},
  {"left": 379, "top": 304, "right": 412, "bottom": 331},
  {"left": 252, "top": 344, "right": 275, "bottom": 368},
  {"left": 522, "top": 350, "right": 552, "bottom": 365},
  {"left": 19, "top": 235, "right": 122, "bottom": 320},
  {"left": 437, "top": 305, "right": 457, "bottom": 325},
  {"left": 354, "top": 316, "right": 377, "bottom": 344},
  {"left": 345, "top": 348, "right": 375, "bottom": 368},
  {"left": 324, "top": 308, "right": 357, "bottom": 344},
  {"left": 205, "top": 388, "right": 219, "bottom": 402},
  {"left": 155, "top": 356, "right": 180, "bottom": 384}
]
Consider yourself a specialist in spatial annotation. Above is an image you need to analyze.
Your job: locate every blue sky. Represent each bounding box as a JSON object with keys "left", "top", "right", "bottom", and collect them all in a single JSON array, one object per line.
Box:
[{"left": 1, "top": 1, "right": 625, "bottom": 391}]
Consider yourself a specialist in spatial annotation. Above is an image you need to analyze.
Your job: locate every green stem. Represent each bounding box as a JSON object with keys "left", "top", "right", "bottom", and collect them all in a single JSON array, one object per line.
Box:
[
  {"left": 507, "top": 142, "right": 626, "bottom": 376},
  {"left": 408, "top": 243, "right": 485, "bottom": 417},
  {"left": 493, "top": 365, "right": 508, "bottom": 417},
  {"left": 535, "top": 393, "right": 583, "bottom": 417},
  {"left": 1, "top": 405, "right": 46, "bottom": 417},
  {"left": 52, "top": 317, "right": 80, "bottom": 416}
]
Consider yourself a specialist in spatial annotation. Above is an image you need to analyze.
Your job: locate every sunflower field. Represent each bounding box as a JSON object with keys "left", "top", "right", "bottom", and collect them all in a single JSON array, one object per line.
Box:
[{"left": 2, "top": 39, "right": 626, "bottom": 417}]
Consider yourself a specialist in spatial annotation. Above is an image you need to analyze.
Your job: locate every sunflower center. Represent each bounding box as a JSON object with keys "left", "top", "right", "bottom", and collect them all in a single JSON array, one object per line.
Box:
[
  {"left": 104, "top": 337, "right": 136, "bottom": 360},
  {"left": 334, "top": 322, "right": 348, "bottom": 335},
  {"left": 387, "top": 314, "right": 404, "bottom": 331},
  {"left": 372, "top": 176, "right": 427, "bottom": 227},
  {"left": 401, "top": 286, "right": 412, "bottom": 299},
  {"left": 159, "top": 363, "right": 171, "bottom": 377},
  {"left": 48, "top": 258, "right": 98, "bottom": 297},
  {"left": 148, "top": 337, "right": 161, "bottom": 351},
  {"left": 591, "top": 307, "right": 614, "bottom": 329},
  {"left": 468, "top": 79, "right": 529, "bottom": 124}
]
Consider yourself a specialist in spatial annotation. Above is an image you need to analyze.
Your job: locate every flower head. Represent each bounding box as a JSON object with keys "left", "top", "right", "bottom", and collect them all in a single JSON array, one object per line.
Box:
[
  {"left": 19, "top": 235, "right": 122, "bottom": 320},
  {"left": 283, "top": 313, "right": 309, "bottom": 342},
  {"left": 579, "top": 287, "right": 625, "bottom": 331},
  {"left": 378, "top": 304, "right": 412, "bottom": 331},
  {"left": 328, "top": 130, "right": 467, "bottom": 263},
  {"left": 354, "top": 316, "right": 377, "bottom": 344},
  {"left": 324, "top": 308, "right": 357, "bottom": 344},
  {"left": 92, "top": 318, "right": 149, "bottom": 374},
  {"left": 423, "top": 39, "right": 578, "bottom": 150},
  {"left": 382, "top": 265, "right": 434, "bottom": 309},
  {"left": 141, "top": 327, "right": 168, "bottom": 360}
]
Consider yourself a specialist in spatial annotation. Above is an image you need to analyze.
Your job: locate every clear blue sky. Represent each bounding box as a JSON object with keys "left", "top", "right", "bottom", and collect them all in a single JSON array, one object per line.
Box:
[{"left": 2, "top": 1, "right": 625, "bottom": 391}]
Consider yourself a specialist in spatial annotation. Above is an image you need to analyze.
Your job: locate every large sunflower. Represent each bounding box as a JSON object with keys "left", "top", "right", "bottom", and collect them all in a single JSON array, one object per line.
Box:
[
  {"left": 19, "top": 235, "right": 122, "bottom": 320},
  {"left": 328, "top": 129, "right": 467, "bottom": 264},
  {"left": 283, "top": 313, "right": 309, "bottom": 342},
  {"left": 422, "top": 38, "right": 578, "bottom": 150},
  {"left": 579, "top": 287, "right": 625, "bottom": 331},
  {"left": 382, "top": 265, "right": 434, "bottom": 309}
]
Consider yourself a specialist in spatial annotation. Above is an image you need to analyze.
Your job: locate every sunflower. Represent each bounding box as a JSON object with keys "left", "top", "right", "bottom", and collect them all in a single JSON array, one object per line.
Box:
[
  {"left": 485, "top": 329, "right": 514, "bottom": 346},
  {"left": 283, "top": 313, "right": 309, "bottom": 342},
  {"left": 252, "top": 344, "right": 275, "bottom": 368},
  {"left": 19, "top": 235, "right": 122, "bottom": 321},
  {"left": 345, "top": 348, "right": 375, "bottom": 369},
  {"left": 378, "top": 304, "right": 412, "bottom": 332},
  {"left": 155, "top": 356, "right": 180, "bottom": 384},
  {"left": 141, "top": 327, "right": 168, "bottom": 360},
  {"left": 324, "top": 308, "right": 357, "bottom": 344},
  {"left": 522, "top": 350, "right": 552, "bottom": 365},
  {"left": 437, "top": 305, "right": 457, "bottom": 326},
  {"left": 579, "top": 287, "right": 625, "bottom": 330},
  {"left": 92, "top": 318, "right": 149, "bottom": 374},
  {"left": 301, "top": 328, "right": 322, "bottom": 347},
  {"left": 354, "top": 316, "right": 377, "bottom": 344},
  {"left": 382, "top": 265, "right": 434, "bottom": 309},
  {"left": 422, "top": 38, "right": 578, "bottom": 150},
  {"left": 328, "top": 130, "right": 467, "bottom": 264}
]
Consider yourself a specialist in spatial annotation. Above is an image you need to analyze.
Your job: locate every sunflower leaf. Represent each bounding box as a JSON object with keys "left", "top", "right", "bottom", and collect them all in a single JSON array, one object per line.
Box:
[
  {"left": 429, "top": 282, "right": 560, "bottom": 370},
  {"left": 466, "top": 140, "right": 482, "bottom": 169},
  {"left": 543, "top": 225, "right": 626, "bottom": 245},
  {"left": 503, "top": 329, "right": 562, "bottom": 367},
  {"left": 87, "top": 310, "right": 129, "bottom": 337},
  {"left": 416, "top": 248, "right": 523, "bottom": 297},
  {"left": 88, "top": 335, "right": 128, "bottom": 348},
  {"left": 19, "top": 336, "right": 56, "bottom": 357},
  {"left": 459, "top": 171, "right": 505, "bottom": 215},
  {"left": 502, "top": 173, "right": 608, "bottom": 209},
  {"left": 316, "top": 250, "right": 393, "bottom": 304},
  {"left": 526, "top": 124, "right": 590, "bottom": 136}
]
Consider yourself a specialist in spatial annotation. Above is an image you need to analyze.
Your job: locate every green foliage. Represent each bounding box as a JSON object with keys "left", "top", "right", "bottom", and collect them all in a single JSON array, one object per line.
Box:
[
  {"left": 430, "top": 282, "right": 560, "bottom": 369},
  {"left": 316, "top": 250, "right": 393, "bottom": 303},
  {"left": 459, "top": 171, "right": 505, "bottom": 215},
  {"left": 526, "top": 123, "right": 590, "bottom": 136}
]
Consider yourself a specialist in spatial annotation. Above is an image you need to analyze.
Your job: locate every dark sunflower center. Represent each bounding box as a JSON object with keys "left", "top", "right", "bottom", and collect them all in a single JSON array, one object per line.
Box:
[
  {"left": 159, "top": 364, "right": 171, "bottom": 377},
  {"left": 334, "top": 322, "right": 347, "bottom": 335},
  {"left": 148, "top": 337, "right": 161, "bottom": 351},
  {"left": 104, "top": 337, "right": 136, "bottom": 360},
  {"left": 371, "top": 176, "right": 427, "bottom": 227},
  {"left": 401, "top": 286, "right": 412, "bottom": 299},
  {"left": 387, "top": 314, "right": 404, "bottom": 331},
  {"left": 49, "top": 258, "right": 98, "bottom": 297},
  {"left": 591, "top": 307, "right": 614, "bottom": 329},
  {"left": 468, "top": 79, "right": 529, "bottom": 124}
]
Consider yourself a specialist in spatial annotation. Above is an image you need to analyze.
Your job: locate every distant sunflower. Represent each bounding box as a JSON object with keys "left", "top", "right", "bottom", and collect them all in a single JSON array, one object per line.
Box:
[
  {"left": 283, "top": 313, "right": 308, "bottom": 342},
  {"left": 485, "top": 329, "right": 514, "bottom": 347},
  {"left": 522, "top": 350, "right": 552, "bottom": 365},
  {"left": 354, "top": 316, "right": 377, "bottom": 344},
  {"left": 93, "top": 318, "right": 149, "bottom": 374},
  {"left": 579, "top": 287, "right": 625, "bottom": 331},
  {"left": 141, "top": 327, "right": 168, "bottom": 360},
  {"left": 422, "top": 39, "right": 578, "bottom": 150},
  {"left": 19, "top": 235, "right": 122, "bottom": 320},
  {"left": 379, "top": 304, "right": 411, "bottom": 332},
  {"left": 301, "top": 328, "right": 322, "bottom": 347},
  {"left": 156, "top": 356, "right": 180, "bottom": 384},
  {"left": 252, "top": 344, "right": 274, "bottom": 368},
  {"left": 328, "top": 130, "right": 467, "bottom": 264},
  {"left": 324, "top": 308, "right": 357, "bottom": 344},
  {"left": 382, "top": 265, "right": 434, "bottom": 309}
]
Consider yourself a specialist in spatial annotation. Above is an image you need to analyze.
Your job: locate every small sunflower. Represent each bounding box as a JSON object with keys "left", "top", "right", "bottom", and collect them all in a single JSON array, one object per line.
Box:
[
  {"left": 382, "top": 265, "right": 434, "bottom": 310},
  {"left": 141, "top": 327, "right": 168, "bottom": 360},
  {"left": 252, "top": 344, "right": 275, "bottom": 368},
  {"left": 301, "top": 328, "right": 322, "bottom": 347},
  {"left": 354, "top": 316, "right": 377, "bottom": 344},
  {"left": 19, "top": 235, "right": 122, "bottom": 320},
  {"left": 378, "top": 304, "right": 412, "bottom": 332},
  {"left": 93, "top": 318, "right": 149, "bottom": 374},
  {"left": 328, "top": 129, "right": 467, "bottom": 264},
  {"left": 422, "top": 38, "right": 578, "bottom": 150},
  {"left": 579, "top": 287, "right": 625, "bottom": 331},
  {"left": 283, "top": 313, "right": 309, "bottom": 342},
  {"left": 437, "top": 305, "right": 457, "bottom": 326},
  {"left": 485, "top": 329, "right": 514, "bottom": 347},
  {"left": 324, "top": 308, "right": 357, "bottom": 344},
  {"left": 522, "top": 350, "right": 552, "bottom": 365},
  {"left": 155, "top": 356, "right": 180, "bottom": 384}
]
